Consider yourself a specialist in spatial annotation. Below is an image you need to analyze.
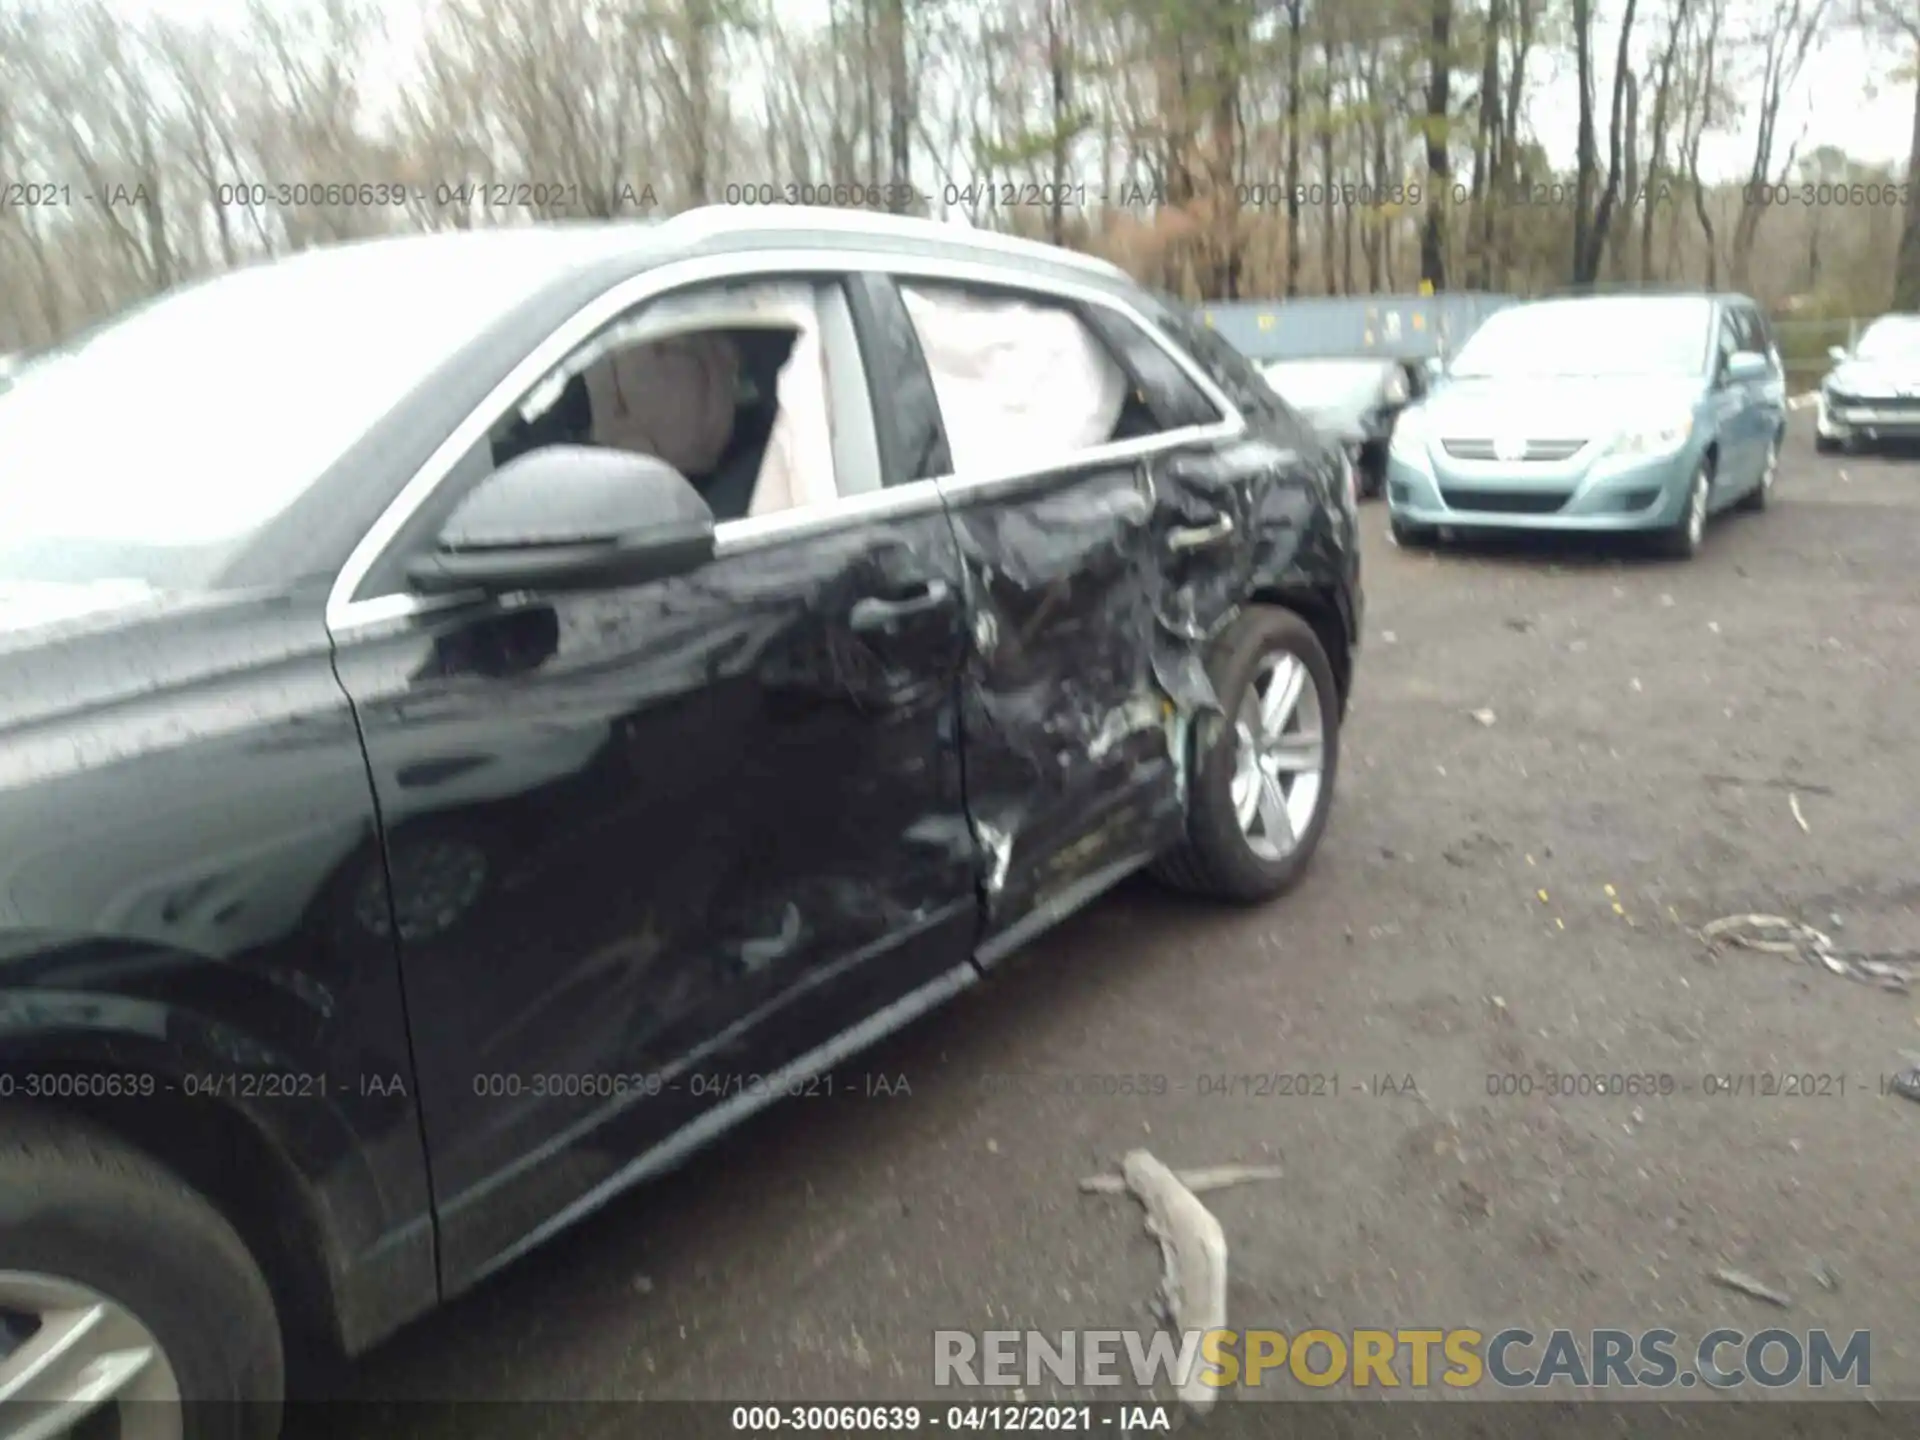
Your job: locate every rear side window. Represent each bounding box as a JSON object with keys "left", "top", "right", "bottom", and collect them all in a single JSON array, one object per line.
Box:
[
  {"left": 895, "top": 280, "right": 1192, "bottom": 475},
  {"left": 1078, "top": 307, "right": 1225, "bottom": 431},
  {"left": 1147, "top": 295, "right": 1316, "bottom": 441}
]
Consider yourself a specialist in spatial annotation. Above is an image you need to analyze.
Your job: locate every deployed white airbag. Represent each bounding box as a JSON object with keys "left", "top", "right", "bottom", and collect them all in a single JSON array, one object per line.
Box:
[{"left": 900, "top": 283, "right": 1127, "bottom": 475}]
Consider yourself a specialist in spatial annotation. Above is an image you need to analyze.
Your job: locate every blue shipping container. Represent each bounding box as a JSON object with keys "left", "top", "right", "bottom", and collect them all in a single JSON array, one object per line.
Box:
[{"left": 1199, "top": 293, "right": 1521, "bottom": 363}]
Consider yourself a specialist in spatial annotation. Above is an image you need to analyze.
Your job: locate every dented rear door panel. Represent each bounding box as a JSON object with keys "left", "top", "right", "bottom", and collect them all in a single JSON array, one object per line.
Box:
[
  {"left": 934, "top": 459, "right": 1189, "bottom": 953},
  {"left": 846, "top": 268, "right": 1359, "bottom": 963}
]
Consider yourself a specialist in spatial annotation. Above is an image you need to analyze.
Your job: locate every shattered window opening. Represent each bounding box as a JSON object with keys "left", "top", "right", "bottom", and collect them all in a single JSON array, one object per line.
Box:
[{"left": 491, "top": 282, "right": 843, "bottom": 525}]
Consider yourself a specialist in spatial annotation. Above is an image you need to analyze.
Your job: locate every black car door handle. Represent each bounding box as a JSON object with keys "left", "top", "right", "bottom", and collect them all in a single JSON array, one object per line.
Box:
[{"left": 849, "top": 580, "right": 951, "bottom": 633}]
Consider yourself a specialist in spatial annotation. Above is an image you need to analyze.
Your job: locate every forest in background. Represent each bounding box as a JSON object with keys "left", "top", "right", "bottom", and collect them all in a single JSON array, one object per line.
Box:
[{"left": 0, "top": 0, "right": 1915, "bottom": 352}]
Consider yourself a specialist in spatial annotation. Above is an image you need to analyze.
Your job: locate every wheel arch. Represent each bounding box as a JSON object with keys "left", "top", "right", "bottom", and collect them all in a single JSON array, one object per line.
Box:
[
  {"left": 0, "top": 1059, "right": 348, "bottom": 1361},
  {"left": 0, "top": 1017, "right": 436, "bottom": 1360},
  {"left": 1247, "top": 587, "right": 1353, "bottom": 720}
]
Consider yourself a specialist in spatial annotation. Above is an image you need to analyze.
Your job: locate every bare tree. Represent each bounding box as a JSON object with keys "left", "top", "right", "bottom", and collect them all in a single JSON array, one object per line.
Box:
[
  {"left": 1570, "top": 0, "right": 1641, "bottom": 283},
  {"left": 1727, "top": 0, "right": 1831, "bottom": 288},
  {"left": 1419, "top": 0, "right": 1454, "bottom": 290},
  {"left": 1853, "top": 0, "right": 1920, "bottom": 306},
  {"left": 1640, "top": 0, "right": 1691, "bottom": 281}
]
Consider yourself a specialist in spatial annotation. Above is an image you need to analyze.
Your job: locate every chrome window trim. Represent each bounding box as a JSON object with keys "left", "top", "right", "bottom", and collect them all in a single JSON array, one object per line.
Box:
[{"left": 325, "top": 245, "right": 1245, "bottom": 638}]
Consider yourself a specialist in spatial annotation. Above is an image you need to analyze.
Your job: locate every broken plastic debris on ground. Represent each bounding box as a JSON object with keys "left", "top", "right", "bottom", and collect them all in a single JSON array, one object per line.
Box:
[
  {"left": 1077, "top": 1150, "right": 1282, "bottom": 1413},
  {"left": 1698, "top": 913, "right": 1920, "bottom": 995}
]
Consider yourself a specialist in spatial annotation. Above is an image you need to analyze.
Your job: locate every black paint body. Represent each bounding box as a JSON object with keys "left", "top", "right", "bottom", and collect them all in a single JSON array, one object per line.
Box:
[{"left": 0, "top": 224, "right": 1360, "bottom": 1358}]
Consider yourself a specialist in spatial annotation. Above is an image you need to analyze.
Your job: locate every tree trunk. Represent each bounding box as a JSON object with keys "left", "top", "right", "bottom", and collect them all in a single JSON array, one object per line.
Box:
[
  {"left": 1571, "top": 0, "right": 1597, "bottom": 281},
  {"left": 1641, "top": 0, "right": 1687, "bottom": 283},
  {"left": 1419, "top": 0, "right": 1453, "bottom": 291},
  {"left": 883, "top": 0, "right": 911, "bottom": 211},
  {"left": 1611, "top": 72, "right": 1640, "bottom": 278},
  {"left": 1575, "top": 0, "right": 1638, "bottom": 282},
  {"left": 1046, "top": 0, "right": 1068, "bottom": 242},
  {"left": 1319, "top": 35, "right": 1337, "bottom": 292},
  {"left": 1470, "top": 0, "right": 1503, "bottom": 287},
  {"left": 1211, "top": 0, "right": 1243, "bottom": 299},
  {"left": 1893, "top": 45, "right": 1920, "bottom": 309},
  {"left": 1285, "top": 0, "right": 1303, "bottom": 296}
]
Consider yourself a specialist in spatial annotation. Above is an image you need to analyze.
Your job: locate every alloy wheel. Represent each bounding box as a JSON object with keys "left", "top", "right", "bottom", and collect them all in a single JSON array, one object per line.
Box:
[
  {"left": 1686, "top": 466, "right": 1710, "bottom": 548},
  {"left": 1229, "top": 651, "right": 1327, "bottom": 862},
  {"left": 0, "top": 1272, "right": 182, "bottom": 1440}
]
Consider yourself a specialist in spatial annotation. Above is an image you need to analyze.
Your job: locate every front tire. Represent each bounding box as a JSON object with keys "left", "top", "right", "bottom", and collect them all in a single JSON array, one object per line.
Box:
[
  {"left": 1813, "top": 431, "right": 1842, "bottom": 455},
  {"left": 1356, "top": 443, "right": 1386, "bottom": 499},
  {"left": 1653, "top": 453, "right": 1713, "bottom": 559},
  {"left": 1153, "top": 607, "right": 1341, "bottom": 903},
  {"left": 0, "top": 1107, "right": 284, "bottom": 1440},
  {"left": 1389, "top": 515, "right": 1437, "bottom": 549}
]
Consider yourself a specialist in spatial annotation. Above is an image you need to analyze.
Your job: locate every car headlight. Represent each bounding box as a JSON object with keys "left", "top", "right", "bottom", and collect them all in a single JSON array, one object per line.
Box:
[
  {"left": 1388, "top": 409, "right": 1427, "bottom": 459},
  {"left": 1611, "top": 411, "right": 1695, "bottom": 458}
]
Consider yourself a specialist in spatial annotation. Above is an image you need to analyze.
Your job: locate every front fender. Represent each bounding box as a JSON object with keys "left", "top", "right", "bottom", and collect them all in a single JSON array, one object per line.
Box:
[{"left": 0, "top": 940, "right": 438, "bottom": 1354}]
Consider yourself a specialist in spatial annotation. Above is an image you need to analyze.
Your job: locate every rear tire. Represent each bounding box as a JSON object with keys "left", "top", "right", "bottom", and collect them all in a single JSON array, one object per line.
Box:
[
  {"left": 0, "top": 1106, "right": 284, "bottom": 1439},
  {"left": 1152, "top": 607, "right": 1341, "bottom": 903}
]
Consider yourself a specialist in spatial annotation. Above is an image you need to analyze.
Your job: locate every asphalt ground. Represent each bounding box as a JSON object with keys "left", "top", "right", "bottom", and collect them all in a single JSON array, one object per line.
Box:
[{"left": 297, "top": 413, "right": 1920, "bottom": 1424}]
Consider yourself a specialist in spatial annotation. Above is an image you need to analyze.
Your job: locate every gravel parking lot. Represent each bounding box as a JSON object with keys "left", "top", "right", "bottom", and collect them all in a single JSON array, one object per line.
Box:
[{"left": 312, "top": 415, "right": 1920, "bottom": 1418}]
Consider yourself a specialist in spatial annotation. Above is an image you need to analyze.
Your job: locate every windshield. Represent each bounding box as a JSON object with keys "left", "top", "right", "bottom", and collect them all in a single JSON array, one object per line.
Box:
[
  {"left": 1448, "top": 298, "right": 1713, "bottom": 379},
  {"left": 0, "top": 233, "right": 612, "bottom": 599},
  {"left": 1853, "top": 317, "right": 1920, "bottom": 362},
  {"left": 1261, "top": 360, "right": 1389, "bottom": 408}
]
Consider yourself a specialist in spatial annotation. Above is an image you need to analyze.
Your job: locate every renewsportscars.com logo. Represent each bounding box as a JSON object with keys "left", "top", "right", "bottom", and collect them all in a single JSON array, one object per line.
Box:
[{"left": 933, "top": 1327, "right": 1872, "bottom": 1391}]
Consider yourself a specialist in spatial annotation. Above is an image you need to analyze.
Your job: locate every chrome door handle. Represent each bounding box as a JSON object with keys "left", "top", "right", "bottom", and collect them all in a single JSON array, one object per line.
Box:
[
  {"left": 1168, "top": 516, "right": 1235, "bottom": 552},
  {"left": 848, "top": 579, "right": 951, "bottom": 633}
]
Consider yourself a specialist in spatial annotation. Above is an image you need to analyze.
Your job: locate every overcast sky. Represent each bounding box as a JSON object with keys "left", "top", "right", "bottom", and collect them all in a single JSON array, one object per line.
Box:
[{"left": 115, "top": 0, "right": 1914, "bottom": 190}]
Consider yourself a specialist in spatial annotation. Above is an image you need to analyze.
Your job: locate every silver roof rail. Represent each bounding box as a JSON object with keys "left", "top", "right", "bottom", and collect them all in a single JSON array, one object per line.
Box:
[{"left": 661, "top": 204, "right": 1130, "bottom": 282}]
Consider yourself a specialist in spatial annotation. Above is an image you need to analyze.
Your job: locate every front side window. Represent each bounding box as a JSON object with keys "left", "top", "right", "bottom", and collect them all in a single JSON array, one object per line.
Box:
[
  {"left": 1715, "top": 310, "right": 1743, "bottom": 376},
  {"left": 490, "top": 280, "right": 842, "bottom": 524},
  {"left": 0, "top": 236, "right": 590, "bottom": 615},
  {"left": 1448, "top": 298, "right": 1715, "bottom": 379}
]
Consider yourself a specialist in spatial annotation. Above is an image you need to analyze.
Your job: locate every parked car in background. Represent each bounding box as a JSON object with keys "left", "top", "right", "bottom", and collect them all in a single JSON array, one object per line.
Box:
[
  {"left": 1259, "top": 356, "right": 1428, "bottom": 498},
  {"left": 1817, "top": 313, "right": 1920, "bottom": 453},
  {"left": 0, "top": 208, "right": 1361, "bottom": 1438},
  {"left": 1385, "top": 292, "right": 1787, "bottom": 558}
]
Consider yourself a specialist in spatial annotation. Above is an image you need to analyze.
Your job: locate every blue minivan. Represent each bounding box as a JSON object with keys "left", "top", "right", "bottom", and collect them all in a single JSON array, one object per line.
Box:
[{"left": 1385, "top": 293, "right": 1788, "bottom": 558}]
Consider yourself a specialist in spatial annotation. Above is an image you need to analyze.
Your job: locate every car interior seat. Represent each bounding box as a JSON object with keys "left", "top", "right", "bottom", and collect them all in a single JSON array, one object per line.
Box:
[{"left": 696, "top": 328, "right": 796, "bottom": 523}]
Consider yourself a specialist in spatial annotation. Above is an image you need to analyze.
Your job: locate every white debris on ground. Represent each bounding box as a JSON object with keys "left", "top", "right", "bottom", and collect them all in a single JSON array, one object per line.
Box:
[
  {"left": 1711, "top": 1267, "right": 1793, "bottom": 1308},
  {"left": 1699, "top": 913, "right": 1919, "bottom": 994},
  {"left": 1102, "top": 1150, "right": 1231, "bottom": 1414},
  {"left": 1077, "top": 1162, "right": 1284, "bottom": 1196}
]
